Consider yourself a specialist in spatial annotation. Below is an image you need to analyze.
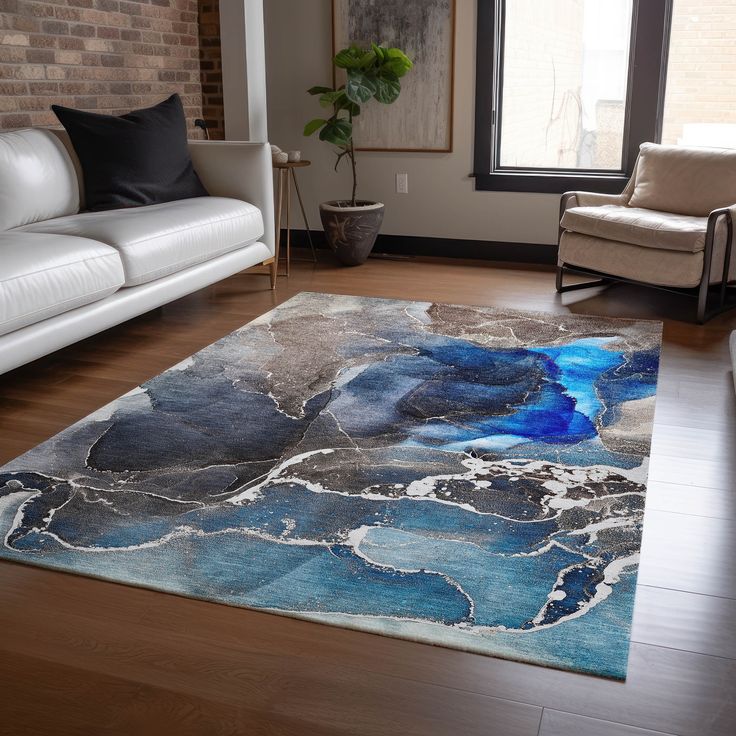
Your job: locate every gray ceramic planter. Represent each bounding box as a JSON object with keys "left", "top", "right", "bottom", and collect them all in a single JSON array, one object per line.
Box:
[{"left": 319, "top": 200, "right": 385, "bottom": 266}]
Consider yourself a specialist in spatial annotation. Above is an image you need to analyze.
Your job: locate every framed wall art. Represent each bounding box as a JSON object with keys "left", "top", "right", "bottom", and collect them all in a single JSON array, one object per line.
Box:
[{"left": 332, "top": 0, "right": 456, "bottom": 152}]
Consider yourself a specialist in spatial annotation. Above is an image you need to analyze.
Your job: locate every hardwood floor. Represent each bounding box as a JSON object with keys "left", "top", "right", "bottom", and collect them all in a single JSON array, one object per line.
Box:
[{"left": 1, "top": 252, "right": 734, "bottom": 736}]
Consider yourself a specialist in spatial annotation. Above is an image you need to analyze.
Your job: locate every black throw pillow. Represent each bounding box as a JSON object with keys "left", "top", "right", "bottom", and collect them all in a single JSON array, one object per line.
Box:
[{"left": 52, "top": 94, "right": 208, "bottom": 211}]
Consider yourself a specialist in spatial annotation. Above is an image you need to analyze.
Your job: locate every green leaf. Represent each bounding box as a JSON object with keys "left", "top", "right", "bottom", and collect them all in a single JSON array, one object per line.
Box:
[
  {"left": 386, "top": 47, "right": 412, "bottom": 62},
  {"left": 345, "top": 71, "right": 377, "bottom": 104},
  {"left": 357, "top": 50, "right": 377, "bottom": 69},
  {"left": 319, "top": 118, "right": 352, "bottom": 146},
  {"left": 328, "top": 91, "right": 359, "bottom": 116},
  {"left": 373, "top": 74, "right": 401, "bottom": 104},
  {"left": 307, "top": 85, "right": 334, "bottom": 96},
  {"left": 303, "top": 118, "right": 328, "bottom": 136},
  {"left": 319, "top": 90, "right": 343, "bottom": 108},
  {"left": 384, "top": 47, "right": 413, "bottom": 77},
  {"left": 317, "top": 90, "right": 360, "bottom": 117},
  {"left": 334, "top": 45, "right": 363, "bottom": 69},
  {"left": 371, "top": 43, "right": 386, "bottom": 63}
]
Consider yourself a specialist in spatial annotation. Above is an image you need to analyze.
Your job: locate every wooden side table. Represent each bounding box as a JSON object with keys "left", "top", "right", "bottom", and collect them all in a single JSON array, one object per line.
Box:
[{"left": 273, "top": 160, "right": 317, "bottom": 277}]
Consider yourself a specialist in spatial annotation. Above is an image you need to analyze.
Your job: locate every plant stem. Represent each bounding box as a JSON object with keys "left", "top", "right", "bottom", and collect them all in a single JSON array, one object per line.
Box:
[
  {"left": 350, "top": 140, "right": 357, "bottom": 206},
  {"left": 349, "top": 112, "right": 357, "bottom": 206}
]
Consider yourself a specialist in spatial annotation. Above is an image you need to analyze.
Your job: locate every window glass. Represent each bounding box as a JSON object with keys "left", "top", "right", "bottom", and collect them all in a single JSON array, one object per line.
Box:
[{"left": 497, "top": 0, "right": 633, "bottom": 170}]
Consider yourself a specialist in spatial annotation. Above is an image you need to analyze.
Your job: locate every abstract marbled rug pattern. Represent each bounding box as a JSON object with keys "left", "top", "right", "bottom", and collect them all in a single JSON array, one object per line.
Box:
[{"left": 0, "top": 293, "right": 661, "bottom": 679}]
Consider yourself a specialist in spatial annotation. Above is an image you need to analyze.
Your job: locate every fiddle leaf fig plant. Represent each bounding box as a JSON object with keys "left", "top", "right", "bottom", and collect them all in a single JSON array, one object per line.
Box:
[{"left": 304, "top": 43, "right": 413, "bottom": 206}]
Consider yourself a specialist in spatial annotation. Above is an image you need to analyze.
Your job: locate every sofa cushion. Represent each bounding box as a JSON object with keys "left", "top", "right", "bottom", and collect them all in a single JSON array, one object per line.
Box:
[
  {"left": 629, "top": 142, "right": 736, "bottom": 217},
  {"left": 561, "top": 205, "right": 717, "bottom": 253},
  {"left": 52, "top": 94, "right": 208, "bottom": 212},
  {"left": 18, "top": 196, "right": 264, "bottom": 287},
  {"left": 0, "top": 233, "right": 124, "bottom": 337},
  {"left": 0, "top": 128, "right": 79, "bottom": 231}
]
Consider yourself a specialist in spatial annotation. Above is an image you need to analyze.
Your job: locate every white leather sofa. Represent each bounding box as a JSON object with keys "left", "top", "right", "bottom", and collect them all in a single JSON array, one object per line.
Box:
[{"left": 0, "top": 128, "right": 275, "bottom": 375}]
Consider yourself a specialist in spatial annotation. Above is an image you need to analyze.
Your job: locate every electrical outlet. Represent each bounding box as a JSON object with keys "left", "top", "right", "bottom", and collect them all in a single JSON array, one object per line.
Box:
[{"left": 396, "top": 173, "right": 409, "bottom": 194}]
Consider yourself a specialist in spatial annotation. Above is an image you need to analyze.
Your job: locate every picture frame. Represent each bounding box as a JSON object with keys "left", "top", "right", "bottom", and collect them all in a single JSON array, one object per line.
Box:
[{"left": 332, "top": 0, "right": 456, "bottom": 153}]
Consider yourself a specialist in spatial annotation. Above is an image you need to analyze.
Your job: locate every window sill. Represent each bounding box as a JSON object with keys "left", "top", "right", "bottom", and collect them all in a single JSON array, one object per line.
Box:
[{"left": 473, "top": 172, "right": 630, "bottom": 194}]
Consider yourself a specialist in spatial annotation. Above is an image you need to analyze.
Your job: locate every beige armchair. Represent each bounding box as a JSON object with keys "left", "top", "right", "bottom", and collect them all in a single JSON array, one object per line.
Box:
[{"left": 557, "top": 142, "right": 736, "bottom": 322}]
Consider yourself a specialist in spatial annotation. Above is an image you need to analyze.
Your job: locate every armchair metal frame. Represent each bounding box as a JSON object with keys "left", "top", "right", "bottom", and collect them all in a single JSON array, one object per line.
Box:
[{"left": 556, "top": 193, "right": 736, "bottom": 324}]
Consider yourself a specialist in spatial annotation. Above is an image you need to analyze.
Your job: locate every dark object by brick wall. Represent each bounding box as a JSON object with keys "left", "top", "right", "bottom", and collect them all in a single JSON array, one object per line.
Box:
[
  {"left": 0, "top": 0, "right": 206, "bottom": 136},
  {"left": 197, "top": 0, "right": 223, "bottom": 139}
]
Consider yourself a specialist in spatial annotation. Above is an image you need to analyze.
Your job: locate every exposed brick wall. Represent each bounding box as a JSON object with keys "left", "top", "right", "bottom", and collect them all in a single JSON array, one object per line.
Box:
[
  {"left": 0, "top": 0, "right": 204, "bottom": 135},
  {"left": 662, "top": 0, "right": 736, "bottom": 146},
  {"left": 197, "top": 0, "right": 223, "bottom": 139}
]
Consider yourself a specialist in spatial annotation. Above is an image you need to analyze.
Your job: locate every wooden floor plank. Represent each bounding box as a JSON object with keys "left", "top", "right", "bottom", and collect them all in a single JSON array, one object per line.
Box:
[
  {"left": 0, "top": 588, "right": 544, "bottom": 736},
  {"left": 539, "top": 709, "right": 677, "bottom": 736},
  {"left": 649, "top": 426, "right": 734, "bottom": 463},
  {"left": 646, "top": 456, "right": 734, "bottom": 491},
  {"left": 638, "top": 509, "right": 736, "bottom": 599},
  {"left": 631, "top": 585, "right": 736, "bottom": 659},
  {"left": 0, "top": 652, "right": 260, "bottom": 736},
  {"left": 644, "top": 481, "right": 736, "bottom": 521}
]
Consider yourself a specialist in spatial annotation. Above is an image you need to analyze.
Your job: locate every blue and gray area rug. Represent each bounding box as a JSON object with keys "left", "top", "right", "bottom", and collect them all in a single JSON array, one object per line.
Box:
[{"left": 0, "top": 293, "right": 661, "bottom": 679}]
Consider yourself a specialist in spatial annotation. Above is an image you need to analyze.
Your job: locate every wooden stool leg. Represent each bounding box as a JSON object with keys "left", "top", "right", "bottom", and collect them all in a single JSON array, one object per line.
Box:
[
  {"left": 285, "top": 166, "right": 291, "bottom": 278},
  {"left": 291, "top": 168, "right": 317, "bottom": 263},
  {"left": 269, "top": 258, "right": 278, "bottom": 291},
  {"left": 271, "top": 169, "right": 285, "bottom": 289}
]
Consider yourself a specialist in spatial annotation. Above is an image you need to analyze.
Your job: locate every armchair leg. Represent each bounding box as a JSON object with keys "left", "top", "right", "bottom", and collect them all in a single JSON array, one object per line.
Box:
[
  {"left": 556, "top": 264, "right": 611, "bottom": 293},
  {"left": 696, "top": 281, "right": 709, "bottom": 324},
  {"left": 695, "top": 285, "right": 736, "bottom": 324}
]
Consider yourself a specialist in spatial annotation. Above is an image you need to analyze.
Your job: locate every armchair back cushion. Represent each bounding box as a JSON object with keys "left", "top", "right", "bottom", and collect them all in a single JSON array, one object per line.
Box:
[
  {"left": 629, "top": 142, "right": 736, "bottom": 217},
  {"left": 0, "top": 128, "right": 79, "bottom": 231}
]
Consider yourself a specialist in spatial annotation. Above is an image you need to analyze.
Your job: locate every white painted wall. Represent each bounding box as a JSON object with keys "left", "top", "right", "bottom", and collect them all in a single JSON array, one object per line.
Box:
[
  {"left": 264, "top": 0, "right": 560, "bottom": 246},
  {"left": 221, "top": 0, "right": 268, "bottom": 141}
]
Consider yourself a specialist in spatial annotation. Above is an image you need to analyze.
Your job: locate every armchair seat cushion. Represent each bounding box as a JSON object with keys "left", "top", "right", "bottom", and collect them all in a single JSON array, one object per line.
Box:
[
  {"left": 559, "top": 232, "right": 705, "bottom": 288},
  {"left": 17, "top": 196, "right": 264, "bottom": 287},
  {"left": 561, "top": 205, "right": 715, "bottom": 253},
  {"left": 559, "top": 231, "right": 736, "bottom": 288}
]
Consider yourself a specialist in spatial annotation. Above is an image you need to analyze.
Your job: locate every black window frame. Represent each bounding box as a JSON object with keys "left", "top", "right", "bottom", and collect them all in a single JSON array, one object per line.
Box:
[{"left": 473, "top": 0, "right": 673, "bottom": 193}]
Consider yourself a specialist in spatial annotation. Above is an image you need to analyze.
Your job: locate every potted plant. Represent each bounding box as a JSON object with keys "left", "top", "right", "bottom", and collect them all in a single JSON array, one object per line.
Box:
[{"left": 304, "top": 43, "right": 413, "bottom": 266}]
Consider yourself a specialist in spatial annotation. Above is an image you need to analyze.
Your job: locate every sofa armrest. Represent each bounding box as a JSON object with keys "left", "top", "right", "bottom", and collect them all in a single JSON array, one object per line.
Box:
[{"left": 188, "top": 141, "right": 275, "bottom": 255}]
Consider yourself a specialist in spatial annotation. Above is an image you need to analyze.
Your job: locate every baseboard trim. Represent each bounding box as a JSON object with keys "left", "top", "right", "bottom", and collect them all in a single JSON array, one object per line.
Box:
[{"left": 282, "top": 230, "right": 558, "bottom": 265}]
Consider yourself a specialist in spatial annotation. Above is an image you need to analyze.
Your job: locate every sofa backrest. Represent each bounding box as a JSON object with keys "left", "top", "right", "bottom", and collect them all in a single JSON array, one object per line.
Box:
[
  {"left": 47, "top": 128, "right": 86, "bottom": 210},
  {"left": 629, "top": 142, "right": 736, "bottom": 217},
  {"left": 0, "top": 128, "right": 80, "bottom": 231}
]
